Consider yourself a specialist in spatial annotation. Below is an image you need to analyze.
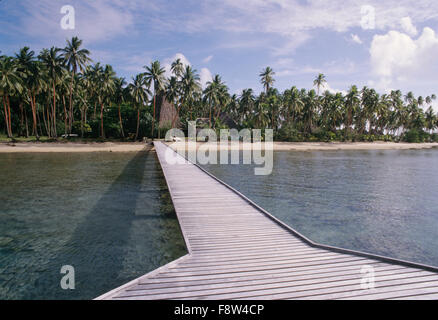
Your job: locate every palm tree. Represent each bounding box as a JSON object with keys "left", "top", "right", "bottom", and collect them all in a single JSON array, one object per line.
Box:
[
  {"left": 203, "top": 74, "right": 228, "bottom": 128},
  {"left": 239, "top": 89, "right": 255, "bottom": 126},
  {"left": 128, "top": 74, "right": 151, "bottom": 140},
  {"left": 15, "top": 47, "right": 41, "bottom": 138},
  {"left": 259, "top": 67, "right": 275, "bottom": 94},
  {"left": 96, "top": 64, "right": 116, "bottom": 138},
  {"left": 144, "top": 60, "right": 166, "bottom": 138},
  {"left": 61, "top": 37, "right": 91, "bottom": 134},
  {"left": 165, "top": 76, "right": 181, "bottom": 128},
  {"left": 253, "top": 97, "right": 270, "bottom": 129},
  {"left": 178, "top": 65, "right": 201, "bottom": 123},
  {"left": 171, "top": 58, "right": 184, "bottom": 79},
  {"left": 344, "top": 85, "right": 360, "bottom": 136},
  {"left": 57, "top": 70, "right": 72, "bottom": 137},
  {"left": 0, "top": 57, "right": 24, "bottom": 137},
  {"left": 425, "top": 107, "right": 436, "bottom": 134},
  {"left": 313, "top": 73, "right": 327, "bottom": 95},
  {"left": 303, "top": 89, "right": 318, "bottom": 134},
  {"left": 285, "top": 86, "right": 303, "bottom": 125},
  {"left": 75, "top": 81, "right": 89, "bottom": 138},
  {"left": 87, "top": 63, "right": 102, "bottom": 120},
  {"left": 39, "top": 47, "right": 65, "bottom": 138},
  {"left": 114, "top": 77, "right": 127, "bottom": 138}
]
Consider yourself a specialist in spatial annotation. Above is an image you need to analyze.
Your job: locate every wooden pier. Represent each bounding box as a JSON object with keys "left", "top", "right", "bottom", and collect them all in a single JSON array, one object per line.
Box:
[{"left": 96, "top": 141, "right": 438, "bottom": 300}]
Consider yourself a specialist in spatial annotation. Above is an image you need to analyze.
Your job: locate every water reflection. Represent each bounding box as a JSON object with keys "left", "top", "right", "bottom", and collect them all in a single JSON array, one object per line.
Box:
[
  {"left": 202, "top": 149, "right": 438, "bottom": 267},
  {"left": 0, "top": 151, "right": 186, "bottom": 300}
]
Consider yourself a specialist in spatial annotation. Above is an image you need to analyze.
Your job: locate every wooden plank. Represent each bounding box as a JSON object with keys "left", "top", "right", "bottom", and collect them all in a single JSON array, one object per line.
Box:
[
  {"left": 134, "top": 265, "right": 408, "bottom": 290},
  {"left": 138, "top": 261, "right": 390, "bottom": 285},
  {"left": 97, "top": 141, "right": 438, "bottom": 300},
  {"left": 114, "top": 272, "right": 438, "bottom": 300},
  {"left": 121, "top": 268, "right": 425, "bottom": 298}
]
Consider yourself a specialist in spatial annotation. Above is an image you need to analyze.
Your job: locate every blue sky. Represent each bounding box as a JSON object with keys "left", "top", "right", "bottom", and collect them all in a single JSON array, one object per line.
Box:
[{"left": 1, "top": 0, "right": 438, "bottom": 102}]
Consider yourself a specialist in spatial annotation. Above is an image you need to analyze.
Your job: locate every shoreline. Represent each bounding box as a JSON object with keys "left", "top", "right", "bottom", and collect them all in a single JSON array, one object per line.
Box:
[
  {"left": 166, "top": 141, "right": 438, "bottom": 152},
  {"left": 0, "top": 142, "right": 147, "bottom": 153},
  {"left": 0, "top": 141, "right": 437, "bottom": 153}
]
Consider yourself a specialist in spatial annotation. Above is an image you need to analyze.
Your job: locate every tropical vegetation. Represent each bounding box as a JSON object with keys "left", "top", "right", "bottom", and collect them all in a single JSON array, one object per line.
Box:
[{"left": 1, "top": 38, "right": 438, "bottom": 143}]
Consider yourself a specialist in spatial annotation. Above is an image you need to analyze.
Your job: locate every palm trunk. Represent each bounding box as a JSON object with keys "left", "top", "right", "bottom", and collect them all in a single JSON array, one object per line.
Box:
[
  {"left": 19, "top": 103, "right": 25, "bottom": 137},
  {"left": 100, "top": 103, "right": 105, "bottom": 138},
  {"left": 68, "top": 71, "right": 74, "bottom": 134},
  {"left": 2, "top": 96, "right": 11, "bottom": 138},
  {"left": 6, "top": 96, "right": 13, "bottom": 138},
  {"left": 44, "top": 104, "right": 50, "bottom": 138},
  {"left": 36, "top": 105, "right": 43, "bottom": 138},
  {"left": 63, "top": 95, "right": 68, "bottom": 137},
  {"left": 52, "top": 81, "right": 57, "bottom": 138},
  {"left": 135, "top": 108, "right": 140, "bottom": 140},
  {"left": 214, "top": 106, "right": 221, "bottom": 129},
  {"left": 118, "top": 105, "right": 125, "bottom": 138},
  {"left": 29, "top": 90, "right": 39, "bottom": 138},
  {"left": 209, "top": 102, "right": 212, "bottom": 128},
  {"left": 24, "top": 110, "right": 29, "bottom": 138},
  {"left": 80, "top": 108, "right": 84, "bottom": 138},
  {"left": 151, "top": 94, "right": 156, "bottom": 139}
]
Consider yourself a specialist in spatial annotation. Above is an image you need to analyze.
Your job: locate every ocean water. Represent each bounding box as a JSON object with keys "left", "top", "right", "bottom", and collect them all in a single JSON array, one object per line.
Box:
[
  {"left": 201, "top": 148, "right": 438, "bottom": 268},
  {"left": 2, "top": 147, "right": 438, "bottom": 300},
  {"left": 0, "top": 150, "right": 186, "bottom": 300}
]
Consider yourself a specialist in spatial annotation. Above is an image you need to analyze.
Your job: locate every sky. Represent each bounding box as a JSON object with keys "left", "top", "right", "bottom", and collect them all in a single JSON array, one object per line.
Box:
[{"left": 1, "top": 0, "right": 438, "bottom": 103}]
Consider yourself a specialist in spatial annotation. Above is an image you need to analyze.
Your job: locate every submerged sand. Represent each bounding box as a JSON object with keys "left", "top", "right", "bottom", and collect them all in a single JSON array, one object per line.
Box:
[{"left": 0, "top": 142, "right": 147, "bottom": 153}]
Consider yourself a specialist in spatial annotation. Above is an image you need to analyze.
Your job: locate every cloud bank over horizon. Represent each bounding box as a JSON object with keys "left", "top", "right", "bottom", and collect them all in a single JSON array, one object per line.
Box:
[{"left": 1, "top": 0, "right": 437, "bottom": 101}]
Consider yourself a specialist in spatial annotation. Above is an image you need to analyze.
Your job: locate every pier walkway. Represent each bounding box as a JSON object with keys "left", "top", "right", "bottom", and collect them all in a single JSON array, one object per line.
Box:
[{"left": 96, "top": 142, "right": 438, "bottom": 300}]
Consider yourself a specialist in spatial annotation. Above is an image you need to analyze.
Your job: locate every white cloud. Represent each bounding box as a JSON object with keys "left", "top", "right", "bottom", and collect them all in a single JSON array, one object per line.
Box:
[
  {"left": 351, "top": 34, "right": 363, "bottom": 44},
  {"left": 202, "top": 55, "right": 213, "bottom": 63},
  {"left": 320, "top": 82, "right": 347, "bottom": 96},
  {"left": 150, "top": 0, "right": 438, "bottom": 54},
  {"left": 163, "top": 53, "right": 192, "bottom": 78},
  {"left": 274, "top": 58, "right": 356, "bottom": 78},
  {"left": 400, "top": 17, "right": 418, "bottom": 36},
  {"left": 200, "top": 68, "right": 213, "bottom": 89},
  {"left": 13, "top": 0, "right": 149, "bottom": 44},
  {"left": 370, "top": 27, "right": 438, "bottom": 91},
  {"left": 162, "top": 53, "right": 212, "bottom": 89}
]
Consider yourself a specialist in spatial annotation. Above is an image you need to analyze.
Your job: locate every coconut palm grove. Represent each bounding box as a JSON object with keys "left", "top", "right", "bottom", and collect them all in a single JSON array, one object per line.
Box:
[{"left": 1, "top": 37, "right": 437, "bottom": 143}]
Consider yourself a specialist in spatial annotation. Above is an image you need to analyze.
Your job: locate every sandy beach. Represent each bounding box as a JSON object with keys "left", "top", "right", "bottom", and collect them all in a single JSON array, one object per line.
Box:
[
  {"left": 166, "top": 141, "right": 438, "bottom": 151},
  {"left": 0, "top": 141, "right": 437, "bottom": 153},
  {"left": 0, "top": 142, "right": 147, "bottom": 153}
]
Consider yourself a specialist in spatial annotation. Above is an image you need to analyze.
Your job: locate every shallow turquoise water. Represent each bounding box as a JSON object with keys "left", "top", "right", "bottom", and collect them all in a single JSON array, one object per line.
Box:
[
  {"left": 0, "top": 150, "right": 186, "bottom": 300},
  {"left": 202, "top": 148, "right": 438, "bottom": 268}
]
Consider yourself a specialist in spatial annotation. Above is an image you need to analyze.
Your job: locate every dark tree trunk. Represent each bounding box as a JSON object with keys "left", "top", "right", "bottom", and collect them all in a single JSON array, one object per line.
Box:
[
  {"left": 135, "top": 108, "right": 140, "bottom": 140},
  {"left": 118, "top": 105, "right": 125, "bottom": 138},
  {"left": 100, "top": 103, "right": 105, "bottom": 138},
  {"left": 151, "top": 94, "right": 156, "bottom": 139}
]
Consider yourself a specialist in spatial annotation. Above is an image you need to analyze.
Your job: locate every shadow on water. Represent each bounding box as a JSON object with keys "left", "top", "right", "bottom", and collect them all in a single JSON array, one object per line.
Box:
[{"left": 28, "top": 150, "right": 174, "bottom": 300}]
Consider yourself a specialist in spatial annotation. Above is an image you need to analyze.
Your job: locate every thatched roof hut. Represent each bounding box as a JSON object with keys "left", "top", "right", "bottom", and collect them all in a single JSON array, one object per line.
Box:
[{"left": 158, "top": 98, "right": 180, "bottom": 129}]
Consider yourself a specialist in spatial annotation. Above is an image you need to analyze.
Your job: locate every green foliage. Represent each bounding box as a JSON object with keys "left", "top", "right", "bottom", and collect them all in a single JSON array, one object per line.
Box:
[
  {"left": 404, "top": 129, "right": 422, "bottom": 143},
  {"left": 72, "top": 121, "right": 92, "bottom": 136},
  {"left": 1, "top": 40, "right": 437, "bottom": 143},
  {"left": 312, "top": 128, "right": 337, "bottom": 142},
  {"left": 276, "top": 124, "right": 304, "bottom": 142}
]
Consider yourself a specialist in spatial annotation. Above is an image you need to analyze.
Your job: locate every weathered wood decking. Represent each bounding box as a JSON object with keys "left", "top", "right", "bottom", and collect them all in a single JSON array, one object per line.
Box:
[{"left": 96, "top": 141, "right": 438, "bottom": 300}]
